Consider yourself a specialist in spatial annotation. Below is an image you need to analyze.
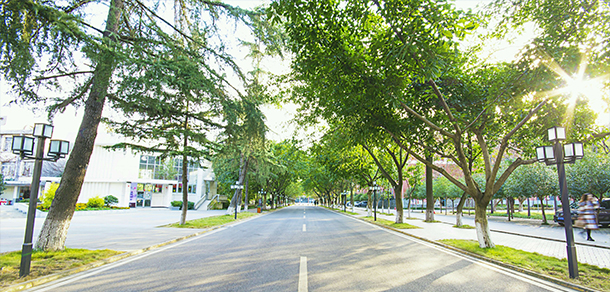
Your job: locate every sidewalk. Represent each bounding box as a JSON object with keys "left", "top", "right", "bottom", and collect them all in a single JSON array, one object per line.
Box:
[
  {"left": 0, "top": 205, "right": 247, "bottom": 253},
  {"left": 346, "top": 207, "right": 610, "bottom": 269}
]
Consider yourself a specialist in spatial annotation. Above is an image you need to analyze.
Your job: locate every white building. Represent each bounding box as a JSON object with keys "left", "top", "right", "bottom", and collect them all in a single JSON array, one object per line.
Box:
[{"left": 0, "top": 128, "right": 217, "bottom": 209}]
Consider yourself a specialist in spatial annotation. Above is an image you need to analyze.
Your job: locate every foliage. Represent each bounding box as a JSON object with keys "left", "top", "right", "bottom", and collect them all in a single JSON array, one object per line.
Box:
[
  {"left": 0, "top": 173, "right": 5, "bottom": 195},
  {"left": 440, "top": 239, "right": 610, "bottom": 291},
  {"left": 0, "top": 248, "right": 121, "bottom": 288},
  {"left": 37, "top": 183, "right": 59, "bottom": 211},
  {"left": 362, "top": 217, "right": 421, "bottom": 229},
  {"left": 171, "top": 201, "right": 183, "bottom": 207},
  {"left": 75, "top": 203, "right": 87, "bottom": 211},
  {"left": 103, "top": 195, "right": 119, "bottom": 207},
  {"left": 566, "top": 149, "right": 610, "bottom": 199},
  {"left": 86, "top": 196, "right": 105, "bottom": 208},
  {"left": 173, "top": 201, "right": 194, "bottom": 210}
]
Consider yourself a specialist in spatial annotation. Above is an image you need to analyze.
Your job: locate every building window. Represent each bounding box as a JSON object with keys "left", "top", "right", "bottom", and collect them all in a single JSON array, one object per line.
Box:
[{"left": 139, "top": 155, "right": 198, "bottom": 181}]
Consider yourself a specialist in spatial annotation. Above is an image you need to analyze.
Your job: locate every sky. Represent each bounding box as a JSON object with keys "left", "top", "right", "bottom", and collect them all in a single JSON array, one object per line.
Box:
[{"left": 0, "top": 0, "right": 608, "bottom": 144}]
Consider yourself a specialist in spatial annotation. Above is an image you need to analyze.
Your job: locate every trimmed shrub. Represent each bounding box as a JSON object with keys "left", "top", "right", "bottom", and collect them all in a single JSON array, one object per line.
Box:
[
  {"left": 75, "top": 203, "right": 87, "bottom": 210},
  {"left": 87, "top": 196, "right": 105, "bottom": 208},
  {"left": 173, "top": 201, "right": 195, "bottom": 210},
  {"left": 104, "top": 195, "right": 119, "bottom": 207}
]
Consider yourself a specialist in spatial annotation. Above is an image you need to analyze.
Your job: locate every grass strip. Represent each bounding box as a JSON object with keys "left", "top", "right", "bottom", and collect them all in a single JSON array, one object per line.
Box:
[
  {"left": 363, "top": 216, "right": 421, "bottom": 229},
  {"left": 488, "top": 211, "right": 554, "bottom": 221},
  {"left": 0, "top": 249, "right": 121, "bottom": 289},
  {"left": 440, "top": 239, "right": 610, "bottom": 292},
  {"left": 453, "top": 224, "right": 475, "bottom": 229},
  {"left": 163, "top": 212, "right": 258, "bottom": 229}
]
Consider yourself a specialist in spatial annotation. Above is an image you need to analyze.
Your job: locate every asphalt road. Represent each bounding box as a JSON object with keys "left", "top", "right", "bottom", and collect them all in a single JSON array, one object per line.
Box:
[{"left": 28, "top": 206, "right": 577, "bottom": 292}]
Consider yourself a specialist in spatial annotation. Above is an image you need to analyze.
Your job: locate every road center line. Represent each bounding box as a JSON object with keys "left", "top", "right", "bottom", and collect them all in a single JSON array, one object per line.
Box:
[
  {"left": 298, "top": 256, "right": 308, "bottom": 292},
  {"left": 304, "top": 215, "right": 306, "bottom": 219},
  {"left": 302, "top": 224, "right": 306, "bottom": 232}
]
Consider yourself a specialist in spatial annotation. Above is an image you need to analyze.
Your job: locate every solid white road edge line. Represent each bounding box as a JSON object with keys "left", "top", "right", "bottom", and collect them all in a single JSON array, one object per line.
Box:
[
  {"left": 336, "top": 211, "right": 578, "bottom": 292},
  {"left": 298, "top": 256, "right": 308, "bottom": 292}
]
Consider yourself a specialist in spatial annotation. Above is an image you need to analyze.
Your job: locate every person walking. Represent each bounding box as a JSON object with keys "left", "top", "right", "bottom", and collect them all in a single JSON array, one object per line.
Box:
[{"left": 578, "top": 193, "right": 600, "bottom": 241}]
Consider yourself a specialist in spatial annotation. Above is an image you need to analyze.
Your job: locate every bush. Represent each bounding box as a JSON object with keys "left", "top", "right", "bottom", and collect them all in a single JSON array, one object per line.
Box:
[
  {"left": 104, "top": 195, "right": 119, "bottom": 207},
  {"left": 172, "top": 201, "right": 195, "bottom": 210},
  {"left": 75, "top": 203, "right": 87, "bottom": 211},
  {"left": 86, "top": 196, "right": 105, "bottom": 208},
  {"left": 38, "top": 183, "right": 60, "bottom": 211}
]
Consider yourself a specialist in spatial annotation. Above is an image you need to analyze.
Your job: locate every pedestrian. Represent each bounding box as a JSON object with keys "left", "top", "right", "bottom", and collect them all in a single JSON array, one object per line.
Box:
[{"left": 578, "top": 193, "right": 599, "bottom": 241}]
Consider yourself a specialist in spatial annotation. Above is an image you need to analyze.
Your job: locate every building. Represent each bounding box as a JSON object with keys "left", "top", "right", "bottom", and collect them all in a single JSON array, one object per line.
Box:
[{"left": 0, "top": 127, "right": 217, "bottom": 209}]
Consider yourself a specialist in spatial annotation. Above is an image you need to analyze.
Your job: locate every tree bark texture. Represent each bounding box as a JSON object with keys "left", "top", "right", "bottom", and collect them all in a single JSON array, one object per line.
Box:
[
  {"left": 180, "top": 152, "right": 188, "bottom": 225},
  {"left": 36, "top": 0, "right": 123, "bottom": 251},
  {"left": 425, "top": 155, "right": 434, "bottom": 221},
  {"left": 475, "top": 200, "right": 495, "bottom": 248},
  {"left": 455, "top": 192, "right": 467, "bottom": 226}
]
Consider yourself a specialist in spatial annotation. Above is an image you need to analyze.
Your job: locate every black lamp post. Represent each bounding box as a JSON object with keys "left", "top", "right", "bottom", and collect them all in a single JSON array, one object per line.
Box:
[
  {"left": 231, "top": 181, "right": 244, "bottom": 220},
  {"left": 535, "top": 126, "right": 583, "bottom": 279},
  {"left": 369, "top": 182, "right": 381, "bottom": 221},
  {"left": 12, "top": 123, "right": 70, "bottom": 277}
]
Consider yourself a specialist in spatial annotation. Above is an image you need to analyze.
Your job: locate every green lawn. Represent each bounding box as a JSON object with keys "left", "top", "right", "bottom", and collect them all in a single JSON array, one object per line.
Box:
[
  {"left": 163, "top": 212, "right": 258, "bottom": 229},
  {"left": 440, "top": 239, "right": 610, "bottom": 291},
  {"left": 0, "top": 249, "right": 121, "bottom": 289}
]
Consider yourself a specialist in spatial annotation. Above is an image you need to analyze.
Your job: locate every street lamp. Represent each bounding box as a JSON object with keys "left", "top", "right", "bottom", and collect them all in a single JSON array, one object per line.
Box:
[
  {"left": 12, "top": 123, "right": 70, "bottom": 277},
  {"left": 535, "top": 126, "right": 583, "bottom": 279},
  {"left": 341, "top": 191, "right": 347, "bottom": 212},
  {"left": 231, "top": 181, "right": 244, "bottom": 219},
  {"left": 369, "top": 182, "right": 381, "bottom": 221}
]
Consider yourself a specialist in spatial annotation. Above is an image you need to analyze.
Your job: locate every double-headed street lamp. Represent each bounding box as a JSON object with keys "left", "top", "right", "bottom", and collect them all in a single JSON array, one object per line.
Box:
[
  {"left": 12, "top": 123, "right": 70, "bottom": 277},
  {"left": 231, "top": 181, "right": 244, "bottom": 219},
  {"left": 369, "top": 182, "right": 381, "bottom": 221},
  {"left": 535, "top": 126, "right": 583, "bottom": 279}
]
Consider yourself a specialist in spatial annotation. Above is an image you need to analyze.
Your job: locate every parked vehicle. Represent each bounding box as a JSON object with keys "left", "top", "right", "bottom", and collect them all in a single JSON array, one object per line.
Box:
[
  {"left": 354, "top": 201, "right": 368, "bottom": 208},
  {"left": 554, "top": 198, "right": 610, "bottom": 227}
]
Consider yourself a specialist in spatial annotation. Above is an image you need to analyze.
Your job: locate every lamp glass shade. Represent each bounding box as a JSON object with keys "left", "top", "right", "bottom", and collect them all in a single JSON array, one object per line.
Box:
[
  {"left": 33, "top": 123, "right": 53, "bottom": 138},
  {"left": 536, "top": 146, "right": 546, "bottom": 161},
  {"left": 544, "top": 146, "right": 554, "bottom": 160},
  {"left": 61, "top": 141, "right": 70, "bottom": 155},
  {"left": 12, "top": 136, "right": 23, "bottom": 152},
  {"left": 564, "top": 143, "right": 574, "bottom": 158},
  {"left": 22, "top": 136, "right": 34, "bottom": 153},
  {"left": 49, "top": 140, "right": 60, "bottom": 154},
  {"left": 548, "top": 126, "right": 566, "bottom": 141},
  {"left": 574, "top": 142, "right": 584, "bottom": 158}
]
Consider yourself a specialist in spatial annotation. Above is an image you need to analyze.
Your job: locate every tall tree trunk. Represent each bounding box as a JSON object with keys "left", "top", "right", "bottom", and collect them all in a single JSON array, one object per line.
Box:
[
  {"left": 367, "top": 191, "right": 372, "bottom": 216},
  {"left": 474, "top": 199, "right": 495, "bottom": 248},
  {"left": 179, "top": 100, "right": 190, "bottom": 225},
  {"left": 425, "top": 155, "right": 434, "bottom": 221},
  {"left": 180, "top": 152, "right": 189, "bottom": 225},
  {"left": 394, "top": 184, "right": 403, "bottom": 223},
  {"left": 227, "top": 154, "right": 248, "bottom": 215},
  {"left": 540, "top": 195, "right": 548, "bottom": 224},
  {"left": 35, "top": 0, "right": 123, "bottom": 251},
  {"left": 455, "top": 192, "right": 468, "bottom": 227},
  {"left": 244, "top": 175, "right": 249, "bottom": 211}
]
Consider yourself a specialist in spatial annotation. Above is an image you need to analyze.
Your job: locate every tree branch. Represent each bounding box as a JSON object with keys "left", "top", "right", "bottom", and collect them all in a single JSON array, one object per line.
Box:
[{"left": 33, "top": 71, "right": 94, "bottom": 81}]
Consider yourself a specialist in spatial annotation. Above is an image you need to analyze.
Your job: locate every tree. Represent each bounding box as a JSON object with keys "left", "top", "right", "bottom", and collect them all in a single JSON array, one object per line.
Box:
[
  {"left": 566, "top": 149, "right": 610, "bottom": 200},
  {"left": 1, "top": 0, "right": 270, "bottom": 250},
  {"left": 272, "top": 0, "right": 607, "bottom": 248},
  {"left": 504, "top": 163, "right": 558, "bottom": 224}
]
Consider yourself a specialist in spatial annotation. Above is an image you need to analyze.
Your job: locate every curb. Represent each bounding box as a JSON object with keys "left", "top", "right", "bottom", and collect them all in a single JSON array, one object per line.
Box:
[
  {"left": 325, "top": 208, "right": 598, "bottom": 292},
  {"left": 1, "top": 212, "right": 269, "bottom": 292}
]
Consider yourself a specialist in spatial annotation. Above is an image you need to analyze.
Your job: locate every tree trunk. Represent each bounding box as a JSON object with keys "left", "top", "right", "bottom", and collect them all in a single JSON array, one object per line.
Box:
[
  {"left": 394, "top": 184, "right": 403, "bottom": 223},
  {"left": 180, "top": 152, "right": 188, "bottom": 225},
  {"left": 35, "top": 0, "right": 123, "bottom": 251},
  {"left": 244, "top": 176, "right": 249, "bottom": 211},
  {"left": 455, "top": 192, "right": 467, "bottom": 227},
  {"left": 263, "top": 193, "right": 267, "bottom": 210},
  {"left": 367, "top": 191, "right": 372, "bottom": 217},
  {"left": 226, "top": 154, "right": 248, "bottom": 215},
  {"left": 474, "top": 200, "right": 495, "bottom": 248},
  {"left": 425, "top": 155, "right": 434, "bottom": 221},
  {"left": 540, "top": 195, "right": 548, "bottom": 224}
]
